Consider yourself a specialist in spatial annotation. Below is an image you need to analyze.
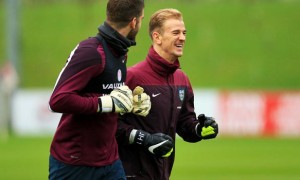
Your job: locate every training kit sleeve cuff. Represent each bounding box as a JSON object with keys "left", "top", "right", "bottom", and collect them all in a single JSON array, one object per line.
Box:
[{"left": 98, "top": 96, "right": 113, "bottom": 113}]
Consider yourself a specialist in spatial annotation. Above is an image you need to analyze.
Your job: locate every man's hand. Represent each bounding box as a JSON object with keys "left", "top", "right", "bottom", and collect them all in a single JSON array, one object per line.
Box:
[
  {"left": 129, "top": 129, "right": 174, "bottom": 158},
  {"left": 132, "top": 86, "right": 151, "bottom": 117},
  {"left": 196, "top": 114, "right": 218, "bottom": 139},
  {"left": 98, "top": 85, "right": 133, "bottom": 114}
]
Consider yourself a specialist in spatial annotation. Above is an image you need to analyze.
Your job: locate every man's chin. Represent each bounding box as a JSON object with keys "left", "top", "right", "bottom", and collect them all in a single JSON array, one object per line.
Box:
[{"left": 175, "top": 52, "right": 183, "bottom": 57}]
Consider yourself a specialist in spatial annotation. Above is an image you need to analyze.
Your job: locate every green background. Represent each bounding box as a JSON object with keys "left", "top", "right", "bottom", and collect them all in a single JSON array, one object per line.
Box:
[
  {"left": 1, "top": 0, "right": 299, "bottom": 89},
  {"left": 1, "top": 0, "right": 300, "bottom": 179}
]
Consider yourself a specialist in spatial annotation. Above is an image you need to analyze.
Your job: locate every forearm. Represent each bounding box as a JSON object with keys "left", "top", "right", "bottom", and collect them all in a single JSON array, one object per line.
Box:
[
  {"left": 49, "top": 93, "right": 99, "bottom": 114},
  {"left": 177, "top": 122, "right": 202, "bottom": 143},
  {"left": 116, "top": 117, "right": 135, "bottom": 145}
]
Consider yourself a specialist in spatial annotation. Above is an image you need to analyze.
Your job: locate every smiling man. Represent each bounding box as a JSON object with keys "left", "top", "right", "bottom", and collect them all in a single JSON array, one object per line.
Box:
[{"left": 117, "top": 9, "right": 219, "bottom": 180}]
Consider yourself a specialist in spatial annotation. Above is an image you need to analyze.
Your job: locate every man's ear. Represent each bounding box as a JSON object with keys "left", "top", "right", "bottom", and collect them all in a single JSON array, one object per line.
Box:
[
  {"left": 130, "top": 17, "right": 137, "bottom": 29},
  {"left": 152, "top": 32, "right": 162, "bottom": 45}
]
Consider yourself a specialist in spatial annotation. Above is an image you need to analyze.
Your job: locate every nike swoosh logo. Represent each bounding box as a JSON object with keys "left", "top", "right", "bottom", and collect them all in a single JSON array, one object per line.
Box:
[
  {"left": 152, "top": 93, "right": 161, "bottom": 97},
  {"left": 148, "top": 140, "right": 168, "bottom": 154}
]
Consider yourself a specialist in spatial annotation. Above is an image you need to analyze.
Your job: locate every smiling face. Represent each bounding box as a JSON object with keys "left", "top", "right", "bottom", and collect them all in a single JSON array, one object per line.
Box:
[
  {"left": 150, "top": 9, "right": 186, "bottom": 64},
  {"left": 155, "top": 19, "right": 186, "bottom": 63}
]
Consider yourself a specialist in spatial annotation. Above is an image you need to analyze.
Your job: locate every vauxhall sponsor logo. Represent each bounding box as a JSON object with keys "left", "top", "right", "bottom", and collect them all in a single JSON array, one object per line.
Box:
[{"left": 102, "top": 82, "right": 125, "bottom": 89}]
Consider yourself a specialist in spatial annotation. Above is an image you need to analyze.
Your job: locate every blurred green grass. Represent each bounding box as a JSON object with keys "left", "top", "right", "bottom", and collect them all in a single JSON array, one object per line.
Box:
[
  {"left": 1, "top": 136, "right": 299, "bottom": 179},
  {"left": 172, "top": 137, "right": 300, "bottom": 180},
  {"left": 1, "top": 0, "right": 300, "bottom": 89}
]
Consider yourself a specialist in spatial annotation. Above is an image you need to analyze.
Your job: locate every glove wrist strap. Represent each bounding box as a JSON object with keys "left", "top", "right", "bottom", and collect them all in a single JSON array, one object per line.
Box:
[
  {"left": 98, "top": 96, "right": 114, "bottom": 113},
  {"left": 129, "top": 129, "right": 138, "bottom": 144},
  {"left": 134, "top": 130, "right": 147, "bottom": 145}
]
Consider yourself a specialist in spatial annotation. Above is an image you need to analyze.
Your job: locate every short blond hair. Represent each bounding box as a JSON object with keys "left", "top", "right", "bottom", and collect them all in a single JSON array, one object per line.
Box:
[{"left": 149, "top": 8, "right": 183, "bottom": 39}]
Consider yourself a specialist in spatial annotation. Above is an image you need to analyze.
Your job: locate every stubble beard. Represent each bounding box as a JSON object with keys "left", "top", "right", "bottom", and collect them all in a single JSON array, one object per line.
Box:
[
  {"left": 127, "top": 28, "right": 138, "bottom": 41},
  {"left": 127, "top": 19, "right": 140, "bottom": 41}
]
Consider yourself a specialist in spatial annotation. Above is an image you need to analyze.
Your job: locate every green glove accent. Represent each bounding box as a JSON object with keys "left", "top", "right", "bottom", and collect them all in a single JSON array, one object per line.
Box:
[
  {"left": 201, "top": 126, "right": 215, "bottom": 137},
  {"left": 162, "top": 148, "right": 174, "bottom": 158},
  {"left": 197, "top": 114, "right": 219, "bottom": 139}
]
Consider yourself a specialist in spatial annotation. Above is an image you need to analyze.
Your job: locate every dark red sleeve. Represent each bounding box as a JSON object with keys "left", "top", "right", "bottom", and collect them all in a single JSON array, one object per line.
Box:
[
  {"left": 49, "top": 42, "right": 104, "bottom": 114},
  {"left": 176, "top": 74, "right": 202, "bottom": 142}
]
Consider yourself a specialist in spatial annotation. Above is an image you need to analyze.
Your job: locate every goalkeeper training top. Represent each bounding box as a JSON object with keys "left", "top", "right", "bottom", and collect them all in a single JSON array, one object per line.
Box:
[
  {"left": 49, "top": 22, "right": 135, "bottom": 167},
  {"left": 117, "top": 46, "right": 202, "bottom": 180}
]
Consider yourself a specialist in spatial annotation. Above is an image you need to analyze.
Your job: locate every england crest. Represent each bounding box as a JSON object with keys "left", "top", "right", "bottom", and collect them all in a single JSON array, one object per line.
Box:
[{"left": 117, "top": 69, "right": 122, "bottom": 82}]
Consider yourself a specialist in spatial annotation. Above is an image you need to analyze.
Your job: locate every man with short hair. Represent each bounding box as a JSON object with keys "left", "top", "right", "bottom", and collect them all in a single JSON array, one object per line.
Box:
[
  {"left": 48, "top": 0, "right": 147, "bottom": 179},
  {"left": 117, "top": 8, "right": 218, "bottom": 179}
]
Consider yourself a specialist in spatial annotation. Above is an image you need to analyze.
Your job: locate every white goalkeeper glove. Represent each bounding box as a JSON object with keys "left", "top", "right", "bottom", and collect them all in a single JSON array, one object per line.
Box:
[
  {"left": 132, "top": 86, "right": 151, "bottom": 117},
  {"left": 98, "top": 85, "right": 133, "bottom": 114},
  {"left": 129, "top": 129, "right": 174, "bottom": 158}
]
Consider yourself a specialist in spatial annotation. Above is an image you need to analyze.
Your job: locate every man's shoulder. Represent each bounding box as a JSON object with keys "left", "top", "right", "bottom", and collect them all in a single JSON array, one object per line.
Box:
[
  {"left": 79, "top": 37, "right": 99, "bottom": 47},
  {"left": 76, "top": 37, "right": 102, "bottom": 56},
  {"left": 126, "top": 61, "right": 148, "bottom": 83},
  {"left": 128, "top": 60, "right": 147, "bottom": 72},
  {"left": 67, "top": 37, "right": 103, "bottom": 65}
]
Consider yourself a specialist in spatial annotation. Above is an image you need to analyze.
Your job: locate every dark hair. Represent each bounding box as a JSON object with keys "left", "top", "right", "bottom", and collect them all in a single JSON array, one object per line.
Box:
[{"left": 106, "top": 0, "right": 144, "bottom": 28}]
